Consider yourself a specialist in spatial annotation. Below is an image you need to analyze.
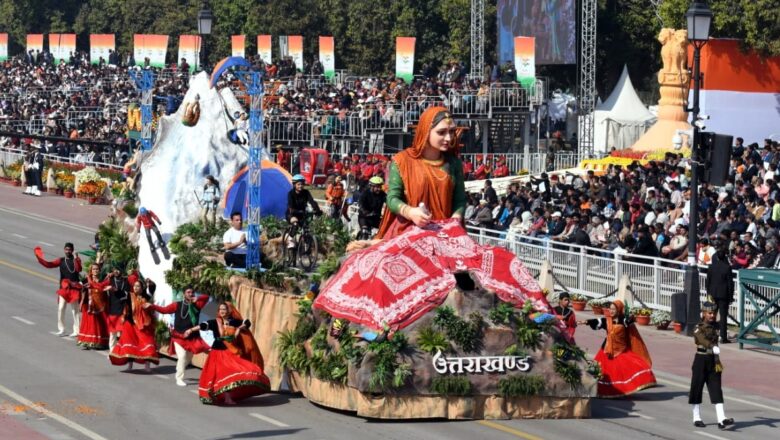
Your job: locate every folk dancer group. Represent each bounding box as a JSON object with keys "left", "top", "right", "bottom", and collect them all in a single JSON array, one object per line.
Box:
[{"left": 34, "top": 243, "right": 269, "bottom": 405}]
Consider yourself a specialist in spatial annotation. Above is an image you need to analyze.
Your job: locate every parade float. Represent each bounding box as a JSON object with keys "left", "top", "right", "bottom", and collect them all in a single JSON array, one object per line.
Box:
[{"left": 94, "top": 67, "right": 599, "bottom": 420}]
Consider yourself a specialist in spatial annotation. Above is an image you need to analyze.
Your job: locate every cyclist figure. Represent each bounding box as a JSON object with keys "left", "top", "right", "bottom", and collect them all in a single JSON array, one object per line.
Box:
[
  {"left": 357, "top": 176, "right": 387, "bottom": 239},
  {"left": 287, "top": 174, "right": 322, "bottom": 231}
]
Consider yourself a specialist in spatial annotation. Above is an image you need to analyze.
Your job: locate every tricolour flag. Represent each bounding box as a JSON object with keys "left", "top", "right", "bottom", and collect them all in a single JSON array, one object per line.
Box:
[
  {"left": 134, "top": 34, "right": 169, "bottom": 68},
  {"left": 691, "top": 39, "right": 780, "bottom": 146},
  {"left": 232, "top": 35, "right": 245, "bottom": 58},
  {"left": 178, "top": 35, "right": 201, "bottom": 72},
  {"left": 288, "top": 35, "right": 303, "bottom": 71},
  {"left": 514, "top": 37, "right": 535, "bottom": 89},
  {"left": 319, "top": 36, "right": 335, "bottom": 80},
  {"left": 257, "top": 35, "right": 272, "bottom": 64},
  {"left": 90, "top": 34, "right": 115, "bottom": 65},
  {"left": 395, "top": 37, "right": 415, "bottom": 83}
]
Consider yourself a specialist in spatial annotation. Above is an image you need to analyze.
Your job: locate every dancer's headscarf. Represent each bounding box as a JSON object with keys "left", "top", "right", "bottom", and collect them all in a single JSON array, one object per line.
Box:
[
  {"left": 606, "top": 300, "right": 653, "bottom": 366},
  {"left": 226, "top": 302, "right": 265, "bottom": 370},
  {"left": 376, "top": 106, "right": 461, "bottom": 239}
]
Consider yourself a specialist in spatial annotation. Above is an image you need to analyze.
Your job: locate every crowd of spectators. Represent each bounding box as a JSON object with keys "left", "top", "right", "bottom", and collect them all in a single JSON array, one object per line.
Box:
[
  {"left": 0, "top": 50, "right": 188, "bottom": 165},
  {"left": 464, "top": 139, "right": 780, "bottom": 270}
]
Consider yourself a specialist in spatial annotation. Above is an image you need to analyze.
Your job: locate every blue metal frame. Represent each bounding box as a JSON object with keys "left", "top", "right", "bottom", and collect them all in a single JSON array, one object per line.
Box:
[
  {"left": 234, "top": 70, "right": 265, "bottom": 270},
  {"left": 737, "top": 269, "right": 780, "bottom": 351},
  {"left": 129, "top": 69, "right": 156, "bottom": 151}
]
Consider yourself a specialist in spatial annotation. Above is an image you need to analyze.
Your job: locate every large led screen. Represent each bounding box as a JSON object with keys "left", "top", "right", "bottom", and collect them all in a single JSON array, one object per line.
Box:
[{"left": 498, "top": 0, "right": 577, "bottom": 65}]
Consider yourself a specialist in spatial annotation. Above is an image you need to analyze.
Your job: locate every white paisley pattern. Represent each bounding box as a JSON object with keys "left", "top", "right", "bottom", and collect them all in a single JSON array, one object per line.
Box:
[{"left": 314, "top": 219, "right": 547, "bottom": 330}]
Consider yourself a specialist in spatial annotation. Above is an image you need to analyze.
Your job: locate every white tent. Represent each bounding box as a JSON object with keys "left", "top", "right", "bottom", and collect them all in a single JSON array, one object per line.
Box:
[{"left": 594, "top": 65, "right": 656, "bottom": 153}]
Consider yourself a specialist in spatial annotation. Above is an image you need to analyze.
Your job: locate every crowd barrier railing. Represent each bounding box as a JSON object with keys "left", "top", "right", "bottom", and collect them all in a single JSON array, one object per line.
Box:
[
  {"left": 265, "top": 118, "right": 314, "bottom": 145},
  {"left": 0, "top": 145, "right": 123, "bottom": 171},
  {"left": 464, "top": 225, "right": 778, "bottom": 334},
  {"left": 488, "top": 83, "right": 530, "bottom": 117},
  {"left": 448, "top": 90, "right": 490, "bottom": 119},
  {"left": 403, "top": 96, "right": 448, "bottom": 128}
]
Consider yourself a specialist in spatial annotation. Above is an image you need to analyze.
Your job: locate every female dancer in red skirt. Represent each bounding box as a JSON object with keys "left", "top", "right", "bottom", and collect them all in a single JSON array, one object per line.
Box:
[
  {"left": 110, "top": 279, "right": 159, "bottom": 371},
  {"left": 182, "top": 302, "right": 270, "bottom": 405},
  {"left": 580, "top": 300, "right": 656, "bottom": 397},
  {"left": 77, "top": 264, "right": 109, "bottom": 349}
]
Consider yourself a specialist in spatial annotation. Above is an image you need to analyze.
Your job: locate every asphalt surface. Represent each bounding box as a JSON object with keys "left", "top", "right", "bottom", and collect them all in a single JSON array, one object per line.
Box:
[{"left": 0, "top": 183, "right": 778, "bottom": 440}]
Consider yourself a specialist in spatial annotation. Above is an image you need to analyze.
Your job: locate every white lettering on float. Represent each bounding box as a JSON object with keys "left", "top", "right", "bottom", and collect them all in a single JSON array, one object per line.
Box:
[{"left": 432, "top": 350, "right": 532, "bottom": 374}]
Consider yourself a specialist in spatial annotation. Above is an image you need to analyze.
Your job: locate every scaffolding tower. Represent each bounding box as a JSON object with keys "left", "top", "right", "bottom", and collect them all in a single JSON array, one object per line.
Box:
[
  {"left": 129, "top": 69, "right": 155, "bottom": 151},
  {"left": 234, "top": 70, "right": 265, "bottom": 270},
  {"left": 578, "top": 0, "right": 597, "bottom": 156},
  {"left": 470, "top": 0, "right": 485, "bottom": 80}
]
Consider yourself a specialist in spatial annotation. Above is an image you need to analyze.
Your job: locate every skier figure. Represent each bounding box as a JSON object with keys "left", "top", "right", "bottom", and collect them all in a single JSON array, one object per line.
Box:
[{"left": 136, "top": 207, "right": 164, "bottom": 251}]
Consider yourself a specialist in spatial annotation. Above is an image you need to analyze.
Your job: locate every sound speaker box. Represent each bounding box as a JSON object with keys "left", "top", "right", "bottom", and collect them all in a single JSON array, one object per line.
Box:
[{"left": 702, "top": 132, "right": 733, "bottom": 186}]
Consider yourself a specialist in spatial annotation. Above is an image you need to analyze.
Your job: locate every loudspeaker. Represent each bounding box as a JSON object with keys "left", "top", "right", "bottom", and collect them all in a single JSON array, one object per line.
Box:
[
  {"left": 671, "top": 292, "right": 687, "bottom": 324},
  {"left": 702, "top": 132, "right": 733, "bottom": 186}
]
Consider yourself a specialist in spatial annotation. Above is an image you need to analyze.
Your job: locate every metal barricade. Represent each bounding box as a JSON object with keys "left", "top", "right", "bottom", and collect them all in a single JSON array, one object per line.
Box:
[
  {"left": 489, "top": 83, "right": 530, "bottom": 116},
  {"left": 403, "top": 96, "right": 448, "bottom": 128},
  {"left": 462, "top": 225, "right": 780, "bottom": 334},
  {"left": 448, "top": 90, "right": 489, "bottom": 119},
  {"left": 265, "top": 117, "right": 313, "bottom": 145}
]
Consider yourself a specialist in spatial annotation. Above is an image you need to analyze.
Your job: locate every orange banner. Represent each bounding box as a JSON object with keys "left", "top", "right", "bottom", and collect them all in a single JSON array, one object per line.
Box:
[
  {"left": 513, "top": 36, "right": 535, "bottom": 88},
  {"left": 319, "top": 36, "right": 335, "bottom": 79},
  {"left": 26, "top": 34, "right": 44, "bottom": 53},
  {"left": 49, "top": 34, "right": 77, "bottom": 65},
  {"left": 232, "top": 35, "right": 245, "bottom": 58},
  {"left": 395, "top": 37, "right": 416, "bottom": 83},
  {"left": 288, "top": 35, "right": 303, "bottom": 71},
  {"left": 0, "top": 33, "right": 7, "bottom": 61},
  {"left": 178, "top": 35, "right": 201, "bottom": 72},
  {"left": 257, "top": 35, "right": 272, "bottom": 63},
  {"left": 89, "top": 34, "right": 115, "bottom": 65},
  {"left": 134, "top": 34, "right": 169, "bottom": 68}
]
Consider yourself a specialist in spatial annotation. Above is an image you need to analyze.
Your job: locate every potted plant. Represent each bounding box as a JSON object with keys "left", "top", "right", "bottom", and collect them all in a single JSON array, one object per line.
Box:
[
  {"left": 587, "top": 298, "right": 605, "bottom": 315},
  {"left": 5, "top": 161, "right": 23, "bottom": 186},
  {"left": 633, "top": 308, "right": 652, "bottom": 325},
  {"left": 651, "top": 310, "right": 672, "bottom": 330},
  {"left": 570, "top": 294, "right": 587, "bottom": 311},
  {"left": 673, "top": 321, "right": 684, "bottom": 333}
]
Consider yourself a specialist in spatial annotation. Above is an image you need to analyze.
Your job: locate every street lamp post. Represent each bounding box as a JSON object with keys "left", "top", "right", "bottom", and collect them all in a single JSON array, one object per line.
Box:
[
  {"left": 683, "top": 0, "right": 712, "bottom": 335},
  {"left": 197, "top": 0, "right": 214, "bottom": 71}
]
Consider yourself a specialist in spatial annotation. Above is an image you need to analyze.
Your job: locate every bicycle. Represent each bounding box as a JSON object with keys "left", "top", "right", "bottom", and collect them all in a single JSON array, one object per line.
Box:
[{"left": 281, "top": 213, "right": 319, "bottom": 272}]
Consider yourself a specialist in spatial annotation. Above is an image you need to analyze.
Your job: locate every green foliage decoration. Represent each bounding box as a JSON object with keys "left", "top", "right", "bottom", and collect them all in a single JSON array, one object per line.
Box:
[
  {"left": 488, "top": 301, "right": 517, "bottom": 326},
  {"left": 430, "top": 376, "right": 473, "bottom": 396},
  {"left": 497, "top": 375, "right": 545, "bottom": 397},
  {"left": 154, "top": 319, "right": 170, "bottom": 348},
  {"left": 433, "top": 307, "right": 484, "bottom": 353},
  {"left": 416, "top": 326, "right": 450, "bottom": 354}
]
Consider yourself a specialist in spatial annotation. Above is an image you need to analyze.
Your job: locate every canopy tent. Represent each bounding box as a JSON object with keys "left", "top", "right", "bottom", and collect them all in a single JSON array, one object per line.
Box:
[
  {"left": 594, "top": 66, "right": 656, "bottom": 153},
  {"left": 221, "top": 160, "right": 292, "bottom": 220}
]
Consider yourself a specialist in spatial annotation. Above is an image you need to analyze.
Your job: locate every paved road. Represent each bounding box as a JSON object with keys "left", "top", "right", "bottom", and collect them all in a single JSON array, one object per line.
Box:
[{"left": 1, "top": 184, "right": 778, "bottom": 440}]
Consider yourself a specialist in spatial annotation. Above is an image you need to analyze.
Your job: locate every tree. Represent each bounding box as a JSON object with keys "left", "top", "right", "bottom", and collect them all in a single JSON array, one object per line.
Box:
[{"left": 659, "top": 0, "right": 780, "bottom": 56}]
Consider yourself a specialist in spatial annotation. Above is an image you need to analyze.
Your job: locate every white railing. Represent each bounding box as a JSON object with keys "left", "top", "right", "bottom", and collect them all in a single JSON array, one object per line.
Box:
[
  {"left": 448, "top": 90, "right": 490, "bottom": 119},
  {"left": 464, "top": 226, "right": 780, "bottom": 334},
  {"left": 0, "top": 146, "right": 123, "bottom": 171},
  {"left": 265, "top": 118, "right": 313, "bottom": 145},
  {"left": 403, "top": 96, "right": 448, "bottom": 128},
  {"left": 459, "top": 152, "right": 587, "bottom": 176},
  {"left": 489, "top": 83, "right": 531, "bottom": 116}
]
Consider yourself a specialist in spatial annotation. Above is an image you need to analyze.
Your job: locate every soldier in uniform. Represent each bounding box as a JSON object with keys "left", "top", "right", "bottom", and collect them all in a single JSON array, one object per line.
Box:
[{"left": 689, "top": 301, "right": 734, "bottom": 430}]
